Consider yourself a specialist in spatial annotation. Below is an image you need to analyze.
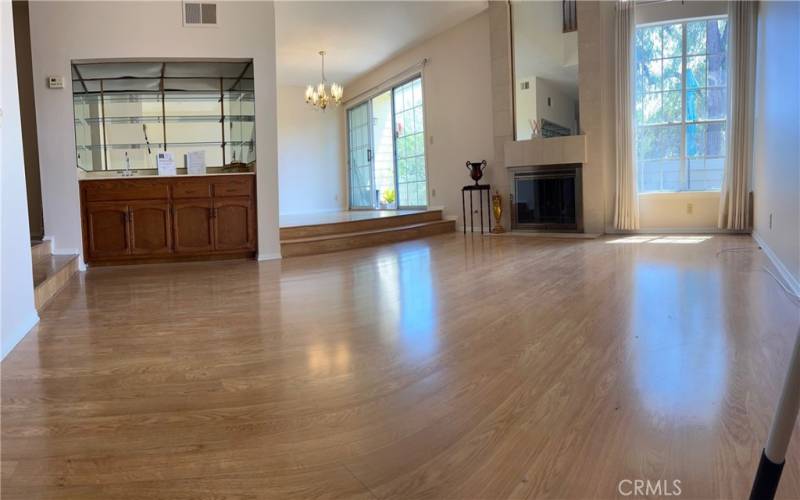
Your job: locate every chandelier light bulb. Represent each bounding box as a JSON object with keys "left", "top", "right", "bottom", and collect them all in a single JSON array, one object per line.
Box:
[{"left": 305, "top": 50, "right": 343, "bottom": 110}]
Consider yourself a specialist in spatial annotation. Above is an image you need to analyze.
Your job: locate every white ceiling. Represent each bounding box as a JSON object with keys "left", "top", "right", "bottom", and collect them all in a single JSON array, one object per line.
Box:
[{"left": 275, "top": 1, "right": 488, "bottom": 86}]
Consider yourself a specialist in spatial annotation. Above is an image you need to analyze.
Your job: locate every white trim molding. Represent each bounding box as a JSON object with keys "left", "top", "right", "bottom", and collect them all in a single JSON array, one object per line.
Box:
[
  {"left": 752, "top": 231, "right": 800, "bottom": 297},
  {"left": 257, "top": 252, "right": 282, "bottom": 262}
]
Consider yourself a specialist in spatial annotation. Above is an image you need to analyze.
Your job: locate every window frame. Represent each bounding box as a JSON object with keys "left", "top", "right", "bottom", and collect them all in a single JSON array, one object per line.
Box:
[{"left": 634, "top": 15, "right": 729, "bottom": 194}]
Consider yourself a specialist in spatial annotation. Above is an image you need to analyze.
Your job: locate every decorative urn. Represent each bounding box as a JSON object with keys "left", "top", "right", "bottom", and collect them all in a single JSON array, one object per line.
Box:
[{"left": 466, "top": 160, "right": 487, "bottom": 185}]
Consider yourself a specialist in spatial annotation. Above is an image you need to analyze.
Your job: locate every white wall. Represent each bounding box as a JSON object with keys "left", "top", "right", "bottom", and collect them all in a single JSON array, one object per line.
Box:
[
  {"left": 27, "top": 1, "right": 280, "bottom": 260},
  {"left": 535, "top": 77, "right": 577, "bottom": 134},
  {"left": 277, "top": 85, "right": 345, "bottom": 215},
  {"left": 752, "top": 0, "right": 800, "bottom": 290},
  {"left": 1, "top": 0, "right": 39, "bottom": 359},
  {"left": 344, "top": 11, "right": 494, "bottom": 229}
]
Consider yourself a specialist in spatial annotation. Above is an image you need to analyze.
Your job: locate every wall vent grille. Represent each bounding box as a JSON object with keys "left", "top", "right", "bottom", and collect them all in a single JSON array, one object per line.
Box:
[{"left": 183, "top": 2, "right": 217, "bottom": 26}]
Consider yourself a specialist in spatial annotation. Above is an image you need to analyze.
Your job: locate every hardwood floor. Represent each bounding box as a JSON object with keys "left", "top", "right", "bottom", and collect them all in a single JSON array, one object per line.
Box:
[{"left": 2, "top": 233, "right": 799, "bottom": 499}]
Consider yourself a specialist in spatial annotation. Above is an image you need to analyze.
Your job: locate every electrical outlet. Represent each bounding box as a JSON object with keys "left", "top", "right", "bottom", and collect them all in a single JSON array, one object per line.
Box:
[
  {"left": 429, "top": 135, "right": 434, "bottom": 145},
  {"left": 686, "top": 203, "right": 693, "bottom": 214},
  {"left": 431, "top": 188, "right": 436, "bottom": 197},
  {"left": 769, "top": 213, "right": 773, "bottom": 229},
  {"left": 334, "top": 194, "right": 339, "bottom": 202}
]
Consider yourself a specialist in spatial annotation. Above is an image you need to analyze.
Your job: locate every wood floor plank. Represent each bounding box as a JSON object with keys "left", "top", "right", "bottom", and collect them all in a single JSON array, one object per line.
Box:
[{"left": 2, "top": 233, "right": 799, "bottom": 499}]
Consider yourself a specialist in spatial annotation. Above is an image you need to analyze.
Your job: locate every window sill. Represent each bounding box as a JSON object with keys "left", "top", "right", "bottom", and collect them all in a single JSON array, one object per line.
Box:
[{"left": 639, "top": 190, "right": 720, "bottom": 198}]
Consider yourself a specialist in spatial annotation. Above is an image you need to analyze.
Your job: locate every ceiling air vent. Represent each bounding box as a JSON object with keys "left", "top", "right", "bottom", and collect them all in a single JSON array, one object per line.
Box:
[{"left": 183, "top": 2, "right": 217, "bottom": 26}]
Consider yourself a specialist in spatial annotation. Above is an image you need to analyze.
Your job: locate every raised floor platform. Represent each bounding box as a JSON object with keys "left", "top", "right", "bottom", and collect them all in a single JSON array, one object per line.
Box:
[{"left": 279, "top": 209, "right": 455, "bottom": 257}]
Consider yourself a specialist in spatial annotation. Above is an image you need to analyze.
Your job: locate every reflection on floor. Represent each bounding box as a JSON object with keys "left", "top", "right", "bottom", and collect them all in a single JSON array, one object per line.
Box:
[{"left": 2, "top": 233, "right": 799, "bottom": 499}]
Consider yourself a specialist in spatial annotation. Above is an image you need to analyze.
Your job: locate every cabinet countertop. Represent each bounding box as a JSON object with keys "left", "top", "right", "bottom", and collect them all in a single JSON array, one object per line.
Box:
[{"left": 78, "top": 171, "right": 255, "bottom": 182}]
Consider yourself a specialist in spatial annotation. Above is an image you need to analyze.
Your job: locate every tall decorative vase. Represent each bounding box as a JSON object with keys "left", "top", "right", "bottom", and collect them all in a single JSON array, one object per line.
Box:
[{"left": 491, "top": 191, "right": 505, "bottom": 233}]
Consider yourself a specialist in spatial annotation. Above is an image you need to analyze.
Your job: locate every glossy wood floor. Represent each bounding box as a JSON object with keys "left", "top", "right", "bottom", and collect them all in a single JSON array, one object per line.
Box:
[{"left": 2, "top": 233, "right": 799, "bottom": 499}]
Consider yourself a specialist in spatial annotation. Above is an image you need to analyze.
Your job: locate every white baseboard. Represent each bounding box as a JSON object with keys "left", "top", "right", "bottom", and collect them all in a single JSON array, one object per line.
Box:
[
  {"left": 258, "top": 252, "right": 282, "bottom": 261},
  {"left": 1, "top": 312, "right": 39, "bottom": 361},
  {"left": 752, "top": 231, "right": 800, "bottom": 297}
]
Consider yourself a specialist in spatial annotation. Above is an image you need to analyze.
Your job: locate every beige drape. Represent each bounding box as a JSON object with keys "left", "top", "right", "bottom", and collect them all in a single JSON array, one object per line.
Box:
[
  {"left": 614, "top": 0, "right": 639, "bottom": 231},
  {"left": 718, "top": 0, "right": 758, "bottom": 230}
]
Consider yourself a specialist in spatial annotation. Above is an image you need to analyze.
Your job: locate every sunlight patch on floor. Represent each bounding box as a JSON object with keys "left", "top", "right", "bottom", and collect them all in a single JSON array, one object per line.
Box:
[{"left": 607, "top": 235, "right": 713, "bottom": 244}]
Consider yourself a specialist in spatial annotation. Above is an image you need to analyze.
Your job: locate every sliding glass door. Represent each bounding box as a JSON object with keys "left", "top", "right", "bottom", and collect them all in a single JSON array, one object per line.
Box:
[
  {"left": 347, "top": 76, "right": 427, "bottom": 210},
  {"left": 393, "top": 78, "right": 427, "bottom": 208},
  {"left": 347, "top": 102, "right": 374, "bottom": 209}
]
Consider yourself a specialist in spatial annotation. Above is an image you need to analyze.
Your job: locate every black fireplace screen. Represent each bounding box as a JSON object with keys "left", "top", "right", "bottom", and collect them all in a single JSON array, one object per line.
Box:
[{"left": 513, "top": 166, "right": 580, "bottom": 231}]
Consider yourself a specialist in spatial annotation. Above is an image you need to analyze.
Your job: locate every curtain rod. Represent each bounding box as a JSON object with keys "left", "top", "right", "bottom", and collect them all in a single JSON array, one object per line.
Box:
[{"left": 343, "top": 58, "right": 428, "bottom": 105}]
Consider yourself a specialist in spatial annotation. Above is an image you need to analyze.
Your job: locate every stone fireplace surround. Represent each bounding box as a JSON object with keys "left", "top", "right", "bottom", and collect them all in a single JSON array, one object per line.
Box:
[{"left": 504, "top": 135, "right": 588, "bottom": 233}]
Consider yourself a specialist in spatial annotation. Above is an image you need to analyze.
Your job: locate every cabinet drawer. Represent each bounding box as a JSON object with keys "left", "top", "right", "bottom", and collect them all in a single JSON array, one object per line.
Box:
[
  {"left": 212, "top": 177, "right": 252, "bottom": 197},
  {"left": 84, "top": 180, "right": 169, "bottom": 202},
  {"left": 172, "top": 180, "right": 212, "bottom": 199}
]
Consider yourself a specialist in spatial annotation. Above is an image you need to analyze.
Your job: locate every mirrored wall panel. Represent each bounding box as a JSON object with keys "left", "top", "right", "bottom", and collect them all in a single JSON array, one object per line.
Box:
[
  {"left": 72, "top": 60, "right": 255, "bottom": 171},
  {"left": 511, "top": 0, "right": 580, "bottom": 140}
]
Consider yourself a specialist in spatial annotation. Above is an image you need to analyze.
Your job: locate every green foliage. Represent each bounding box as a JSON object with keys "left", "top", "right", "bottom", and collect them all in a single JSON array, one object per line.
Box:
[{"left": 381, "top": 188, "right": 396, "bottom": 205}]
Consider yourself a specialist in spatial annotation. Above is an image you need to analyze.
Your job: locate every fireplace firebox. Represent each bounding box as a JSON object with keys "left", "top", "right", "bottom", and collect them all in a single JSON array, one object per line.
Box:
[{"left": 510, "top": 164, "right": 582, "bottom": 232}]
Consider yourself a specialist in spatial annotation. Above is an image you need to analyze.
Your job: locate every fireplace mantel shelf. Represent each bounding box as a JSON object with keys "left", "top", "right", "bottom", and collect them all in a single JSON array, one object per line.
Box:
[{"left": 504, "top": 135, "right": 587, "bottom": 168}]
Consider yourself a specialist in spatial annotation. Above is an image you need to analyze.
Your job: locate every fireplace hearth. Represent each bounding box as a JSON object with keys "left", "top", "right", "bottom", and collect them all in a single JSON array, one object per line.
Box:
[{"left": 509, "top": 164, "right": 582, "bottom": 232}]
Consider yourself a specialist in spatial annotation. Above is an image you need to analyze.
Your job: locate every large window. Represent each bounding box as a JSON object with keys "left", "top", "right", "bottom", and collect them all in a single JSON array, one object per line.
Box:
[{"left": 635, "top": 18, "right": 728, "bottom": 192}]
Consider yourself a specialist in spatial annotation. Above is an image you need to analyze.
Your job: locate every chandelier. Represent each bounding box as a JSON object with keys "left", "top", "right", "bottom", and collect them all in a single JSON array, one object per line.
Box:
[{"left": 305, "top": 51, "right": 343, "bottom": 110}]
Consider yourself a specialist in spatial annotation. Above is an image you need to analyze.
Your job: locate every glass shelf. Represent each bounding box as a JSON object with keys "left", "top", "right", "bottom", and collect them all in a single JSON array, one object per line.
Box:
[{"left": 72, "top": 61, "right": 256, "bottom": 171}]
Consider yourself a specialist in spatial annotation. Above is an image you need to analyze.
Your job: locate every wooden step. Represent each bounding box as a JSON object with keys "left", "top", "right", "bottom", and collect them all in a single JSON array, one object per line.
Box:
[
  {"left": 33, "top": 254, "right": 79, "bottom": 311},
  {"left": 279, "top": 210, "right": 444, "bottom": 240},
  {"left": 281, "top": 219, "right": 456, "bottom": 257},
  {"left": 30, "top": 240, "right": 52, "bottom": 262}
]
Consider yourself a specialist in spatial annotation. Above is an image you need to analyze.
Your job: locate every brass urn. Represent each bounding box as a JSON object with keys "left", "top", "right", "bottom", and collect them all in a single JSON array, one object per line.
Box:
[{"left": 491, "top": 191, "right": 505, "bottom": 233}]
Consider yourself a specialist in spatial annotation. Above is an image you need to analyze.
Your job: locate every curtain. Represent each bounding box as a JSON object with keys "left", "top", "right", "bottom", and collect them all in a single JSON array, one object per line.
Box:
[
  {"left": 718, "top": 1, "right": 758, "bottom": 230},
  {"left": 614, "top": 0, "right": 639, "bottom": 231}
]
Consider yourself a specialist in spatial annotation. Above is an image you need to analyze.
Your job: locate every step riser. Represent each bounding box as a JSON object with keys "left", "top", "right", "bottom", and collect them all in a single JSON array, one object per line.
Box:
[
  {"left": 31, "top": 240, "right": 52, "bottom": 262},
  {"left": 282, "top": 220, "right": 455, "bottom": 257},
  {"left": 34, "top": 258, "right": 78, "bottom": 311},
  {"left": 280, "top": 211, "right": 443, "bottom": 240}
]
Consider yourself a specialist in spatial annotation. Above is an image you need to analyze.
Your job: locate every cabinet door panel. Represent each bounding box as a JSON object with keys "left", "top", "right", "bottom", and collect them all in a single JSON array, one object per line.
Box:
[
  {"left": 86, "top": 202, "right": 130, "bottom": 258},
  {"left": 174, "top": 199, "right": 214, "bottom": 253},
  {"left": 130, "top": 202, "right": 172, "bottom": 255},
  {"left": 213, "top": 197, "right": 255, "bottom": 251}
]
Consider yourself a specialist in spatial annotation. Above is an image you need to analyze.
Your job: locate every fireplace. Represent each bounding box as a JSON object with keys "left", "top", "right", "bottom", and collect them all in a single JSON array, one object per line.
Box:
[{"left": 510, "top": 164, "right": 582, "bottom": 232}]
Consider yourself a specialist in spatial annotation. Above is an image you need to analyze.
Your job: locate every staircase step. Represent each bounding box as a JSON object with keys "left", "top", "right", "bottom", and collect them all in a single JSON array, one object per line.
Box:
[
  {"left": 281, "top": 219, "right": 456, "bottom": 257},
  {"left": 33, "top": 254, "right": 79, "bottom": 311},
  {"left": 30, "top": 240, "right": 52, "bottom": 262},
  {"left": 280, "top": 210, "right": 443, "bottom": 240}
]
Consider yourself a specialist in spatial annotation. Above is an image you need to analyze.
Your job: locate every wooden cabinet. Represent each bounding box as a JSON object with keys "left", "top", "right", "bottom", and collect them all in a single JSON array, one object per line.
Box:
[
  {"left": 86, "top": 202, "right": 130, "bottom": 258},
  {"left": 130, "top": 201, "right": 172, "bottom": 256},
  {"left": 213, "top": 197, "right": 256, "bottom": 251},
  {"left": 80, "top": 174, "right": 256, "bottom": 265},
  {"left": 173, "top": 199, "right": 214, "bottom": 254}
]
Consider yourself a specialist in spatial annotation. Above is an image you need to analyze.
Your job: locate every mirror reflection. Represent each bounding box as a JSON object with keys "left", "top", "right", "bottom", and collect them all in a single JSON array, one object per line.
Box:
[
  {"left": 72, "top": 60, "right": 255, "bottom": 171},
  {"left": 511, "top": 0, "right": 580, "bottom": 140}
]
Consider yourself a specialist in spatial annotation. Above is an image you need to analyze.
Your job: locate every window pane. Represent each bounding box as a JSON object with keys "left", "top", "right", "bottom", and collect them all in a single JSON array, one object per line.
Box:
[
  {"left": 686, "top": 123, "right": 706, "bottom": 157},
  {"left": 663, "top": 91, "right": 681, "bottom": 123},
  {"left": 663, "top": 58, "right": 682, "bottom": 90},
  {"left": 707, "top": 54, "right": 727, "bottom": 87},
  {"left": 707, "top": 19, "right": 728, "bottom": 54},
  {"left": 643, "top": 93, "right": 662, "bottom": 124},
  {"left": 645, "top": 60, "right": 663, "bottom": 91},
  {"left": 687, "top": 89, "right": 707, "bottom": 121},
  {"left": 687, "top": 56, "right": 707, "bottom": 88},
  {"left": 636, "top": 26, "right": 663, "bottom": 60},
  {"left": 662, "top": 24, "right": 683, "bottom": 57},
  {"left": 637, "top": 125, "right": 680, "bottom": 160},
  {"left": 687, "top": 21, "right": 706, "bottom": 55},
  {"left": 706, "top": 88, "right": 727, "bottom": 119},
  {"left": 706, "top": 122, "right": 726, "bottom": 156},
  {"left": 688, "top": 158, "right": 724, "bottom": 191}
]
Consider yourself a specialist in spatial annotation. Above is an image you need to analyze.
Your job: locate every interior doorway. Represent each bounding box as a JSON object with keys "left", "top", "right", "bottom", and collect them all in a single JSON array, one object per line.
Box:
[{"left": 347, "top": 76, "right": 427, "bottom": 210}]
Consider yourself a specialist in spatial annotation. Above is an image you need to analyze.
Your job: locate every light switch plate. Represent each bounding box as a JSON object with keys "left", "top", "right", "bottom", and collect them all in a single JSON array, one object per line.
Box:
[{"left": 48, "top": 76, "right": 64, "bottom": 89}]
